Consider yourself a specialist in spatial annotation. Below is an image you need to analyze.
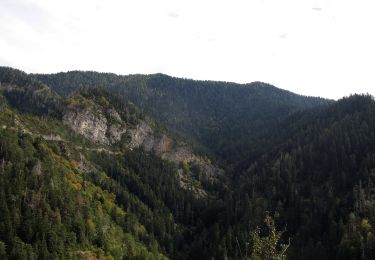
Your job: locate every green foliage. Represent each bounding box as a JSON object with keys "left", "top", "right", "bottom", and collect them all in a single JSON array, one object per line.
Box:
[
  {"left": 66, "top": 87, "right": 144, "bottom": 129},
  {"left": 0, "top": 119, "right": 167, "bottom": 259},
  {"left": 33, "top": 70, "right": 331, "bottom": 167},
  {"left": 0, "top": 67, "right": 61, "bottom": 117},
  {"left": 230, "top": 94, "right": 375, "bottom": 259},
  {"left": 3, "top": 66, "right": 375, "bottom": 260},
  {"left": 0, "top": 241, "right": 7, "bottom": 260},
  {"left": 86, "top": 148, "right": 213, "bottom": 258},
  {"left": 249, "top": 215, "right": 289, "bottom": 260}
]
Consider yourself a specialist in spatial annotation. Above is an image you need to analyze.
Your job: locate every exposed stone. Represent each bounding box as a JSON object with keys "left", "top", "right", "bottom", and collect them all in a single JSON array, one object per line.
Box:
[
  {"left": 107, "top": 108, "right": 122, "bottom": 122},
  {"left": 108, "top": 123, "right": 127, "bottom": 143},
  {"left": 31, "top": 160, "right": 42, "bottom": 176},
  {"left": 142, "top": 135, "right": 156, "bottom": 151},
  {"left": 128, "top": 121, "right": 153, "bottom": 149},
  {"left": 41, "top": 134, "right": 62, "bottom": 141},
  {"left": 162, "top": 146, "right": 196, "bottom": 162},
  {"left": 127, "top": 121, "right": 197, "bottom": 162},
  {"left": 192, "top": 160, "right": 223, "bottom": 177},
  {"left": 153, "top": 135, "right": 173, "bottom": 153},
  {"left": 177, "top": 169, "right": 208, "bottom": 199},
  {"left": 77, "top": 153, "right": 97, "bottom": 173},
  {"left": 63, "top": 108, "right": 109, "bottom": 144},
  {"left": 60, "top": 98, "right": 222, "bottom": 199}
]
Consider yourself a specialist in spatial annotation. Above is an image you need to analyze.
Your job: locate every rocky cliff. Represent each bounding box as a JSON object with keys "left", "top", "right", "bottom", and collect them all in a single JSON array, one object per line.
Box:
[
  {"left": 63, "top": 94, "right": 197, "bottom": 162},
  {"left": 61, "top": 93, "right": 222, "bottom": 197},
  {"left": 62, "top": 95, "right": 129, "bottom": 145}
]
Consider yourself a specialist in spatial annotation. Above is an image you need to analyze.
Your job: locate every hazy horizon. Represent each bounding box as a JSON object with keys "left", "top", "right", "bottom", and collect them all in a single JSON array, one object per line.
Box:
[{"left": 1, "top": 0, "right": 374, "bottom": 99}]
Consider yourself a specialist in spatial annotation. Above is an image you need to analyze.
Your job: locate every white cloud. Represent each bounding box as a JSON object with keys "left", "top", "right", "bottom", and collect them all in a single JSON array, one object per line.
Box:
[{"left": 0, "top": 0, "right": 374, "bottom": 99}]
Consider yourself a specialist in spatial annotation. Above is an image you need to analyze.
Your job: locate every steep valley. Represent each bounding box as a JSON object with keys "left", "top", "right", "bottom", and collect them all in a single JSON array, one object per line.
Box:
[{"left": 1, "top": 66, "right": 375, "bottom": 259}]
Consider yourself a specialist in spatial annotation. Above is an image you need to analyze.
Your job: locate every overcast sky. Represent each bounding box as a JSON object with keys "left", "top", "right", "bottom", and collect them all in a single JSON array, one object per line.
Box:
[{"left": 0, "top": 0, "right": 374, "bottom": 99}]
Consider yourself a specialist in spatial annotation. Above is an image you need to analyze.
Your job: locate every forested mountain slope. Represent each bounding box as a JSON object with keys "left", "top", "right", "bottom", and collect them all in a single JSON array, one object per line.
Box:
[
  {"left": 33, "top": 71, "right": 331, "bottom": 166},
  {"left": 2, "top": 66, "right": 375, "bottom": 260},
  {"left": 0, "top": 95, "right": 169, "bottom": 259},
  {"left": 0, "top": 67, "right": 226, "bottom": 259},
  {"left": 222, "top": 94, "right": 375, "bottom": 259}
]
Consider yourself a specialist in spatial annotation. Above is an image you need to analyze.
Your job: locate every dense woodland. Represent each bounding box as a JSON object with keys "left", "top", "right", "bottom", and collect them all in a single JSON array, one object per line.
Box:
[
  {"left": 1, "top": 66, "right": 375, "bottom": 259},
  {"left": 34, "top": 71, "right": 331, "bottom": 168}
]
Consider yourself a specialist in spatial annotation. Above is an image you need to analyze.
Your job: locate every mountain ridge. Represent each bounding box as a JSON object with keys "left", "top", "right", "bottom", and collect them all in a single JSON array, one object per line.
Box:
[
  {"left": 1, "top": 65, "right": 374, "bottom": 259},
  {"left": 0, "top": 67, "right": 227, "bottom": 259},
  {"left": 32, "top": 68, "right": 332, "bottom": 168}
]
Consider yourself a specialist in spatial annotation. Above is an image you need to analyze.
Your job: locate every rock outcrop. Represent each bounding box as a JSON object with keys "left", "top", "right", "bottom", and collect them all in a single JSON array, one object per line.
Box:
[
  {"left": 108, "top": 123, "right": 127, "bottom": 143},
  {"left": 61, "top": 96, "right": 222, "bottom": 198},
  {"left": 62, "top": 99, "right": 128, "bottom": 145},
  {"left": 128, "top": 121, "right": 196, "bottom": 162},
  {"left": 63, "top": 108, "right": 110, "bottom": 144}
]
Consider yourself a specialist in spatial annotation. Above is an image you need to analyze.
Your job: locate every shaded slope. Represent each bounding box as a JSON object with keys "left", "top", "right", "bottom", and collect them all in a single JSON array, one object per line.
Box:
[
  {"left": 0, "top": 67, "right": 227, "bottom": 259},
  {"left": 0, "top": 67, "right": 61, "bottom": 117},
  {"left": 227, "top": 94, "right": 375, "bottom": 260},
  {"left": 0, "top": 104, "right": 168, "bottom": 259},
  {"left": 33, "top": 71, "right": 331, "bottom": 163}
]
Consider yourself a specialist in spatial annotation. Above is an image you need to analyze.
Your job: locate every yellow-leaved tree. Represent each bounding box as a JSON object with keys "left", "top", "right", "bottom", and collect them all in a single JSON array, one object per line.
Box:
[{"left": 249, "top": 214, "right": 290, "bottom": 260}]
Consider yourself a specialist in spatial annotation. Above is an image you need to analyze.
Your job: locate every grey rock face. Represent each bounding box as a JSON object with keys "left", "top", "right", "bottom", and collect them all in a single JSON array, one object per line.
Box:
[
  {"left": 108, "top": 123, "right": 127, "bottom": 143},
  {"left": 61, "top": 100, "right": 220, "bottom": 197},
  {"left": 31, "top": 160, "right": 42, "bottom": 176},
  {"left": 63, "top": 109, "right": 109, "bottom": 144},
  {"left": 127, "top": 121, "right": 196, "bottom": 162},
  {"left": 107, "top": 109, "right": 122, "bottom": 122},
  {"left": 153, "top": 135, "right": 173, "bottom": 153},
  {"left": 62, "top": 103, "right": 128, "bottom": 145},
  {"left": 162, "top": 146, "right": 196, "bottom": 162},
  {"left": 128, "top": 121, "right": 153, "bottom": 149}
]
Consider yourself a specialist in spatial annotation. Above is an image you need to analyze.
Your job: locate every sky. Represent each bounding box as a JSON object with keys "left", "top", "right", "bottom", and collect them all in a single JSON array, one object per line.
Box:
[{"left": 0, "top": 0, "right": 374, "bottom": 99}]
